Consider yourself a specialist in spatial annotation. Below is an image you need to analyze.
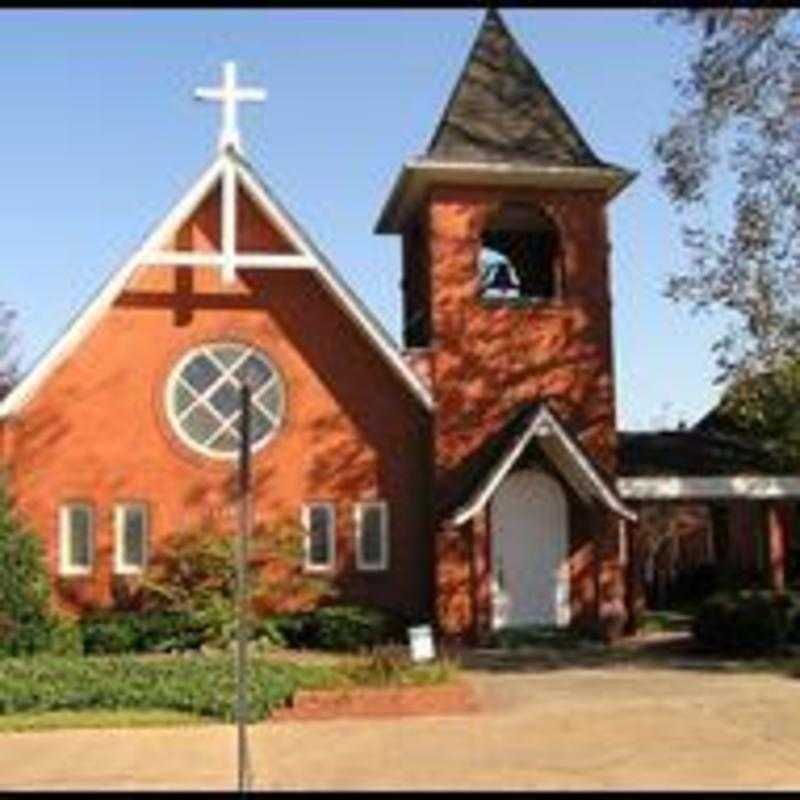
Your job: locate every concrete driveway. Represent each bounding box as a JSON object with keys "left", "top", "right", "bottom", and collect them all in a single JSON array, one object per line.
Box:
[{"left": 2, "top": 663, "right": 800, "bottom": 790}]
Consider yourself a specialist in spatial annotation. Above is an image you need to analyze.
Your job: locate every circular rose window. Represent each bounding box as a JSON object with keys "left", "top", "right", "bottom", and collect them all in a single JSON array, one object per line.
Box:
[{"left": 165, "top": 342, "right": 284, "bottom": 459}]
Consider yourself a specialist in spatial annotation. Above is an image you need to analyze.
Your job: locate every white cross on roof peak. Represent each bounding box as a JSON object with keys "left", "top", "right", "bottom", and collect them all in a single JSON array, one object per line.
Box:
[{"left": 195, "top": 61, "right": 267, "bottom": 155}]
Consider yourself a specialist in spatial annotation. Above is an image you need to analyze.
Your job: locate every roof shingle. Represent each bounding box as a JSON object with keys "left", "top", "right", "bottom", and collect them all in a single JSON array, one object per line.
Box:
[{"left": 426, "top": 9, "right": 608, "bottom": 168}]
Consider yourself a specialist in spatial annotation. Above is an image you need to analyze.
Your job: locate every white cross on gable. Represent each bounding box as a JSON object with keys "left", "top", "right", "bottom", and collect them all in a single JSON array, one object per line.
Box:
[
  {"left": 139, "top": 61, "right": 317, "bottom": 287},
  {"left": 195, "top": 61, "right": 266, "bottom": 154}
]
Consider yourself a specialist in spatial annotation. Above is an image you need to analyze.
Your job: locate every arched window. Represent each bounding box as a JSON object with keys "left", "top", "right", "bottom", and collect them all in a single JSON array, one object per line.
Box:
[{"left": 478, "top": 202, "right": 559, "bottom": 302}]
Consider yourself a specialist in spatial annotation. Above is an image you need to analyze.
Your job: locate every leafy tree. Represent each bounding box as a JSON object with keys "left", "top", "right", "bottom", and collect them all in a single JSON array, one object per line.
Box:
[
  {"left": 139, "top": 516, "right": 335, "bottom": 646},
  {"left": 654, "top": 9, "right": 800, "bottom": 383},
  {"left": 247, "top": 518, "right": 336, "bottom": 616},
  {"left": 139, "top": 519, "right": 236, "bottom": 616},
  {"left": 699, "top": 357, "right": 800, "bottom": 471}
]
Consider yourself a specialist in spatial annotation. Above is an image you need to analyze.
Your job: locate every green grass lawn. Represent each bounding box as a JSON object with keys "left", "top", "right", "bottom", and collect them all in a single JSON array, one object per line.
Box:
[{"left": 0, "top": 708, "right": 212, "bottom": 733}]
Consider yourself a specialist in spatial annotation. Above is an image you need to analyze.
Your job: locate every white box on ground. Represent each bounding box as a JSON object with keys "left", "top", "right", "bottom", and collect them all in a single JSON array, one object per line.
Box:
[{"left": 408, "top": 624, "right": 435, "bottom": 663}]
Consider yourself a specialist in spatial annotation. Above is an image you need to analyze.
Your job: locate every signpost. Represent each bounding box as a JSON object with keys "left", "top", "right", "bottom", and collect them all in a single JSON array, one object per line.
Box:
[{"left": 236, "top": 382, "right": 253, "bottom": 793}]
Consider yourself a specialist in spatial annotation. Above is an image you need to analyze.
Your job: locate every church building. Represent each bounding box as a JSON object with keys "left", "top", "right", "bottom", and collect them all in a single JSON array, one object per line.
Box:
[{"left": 2, "top": 10, "right": 798, "bottom": 643}]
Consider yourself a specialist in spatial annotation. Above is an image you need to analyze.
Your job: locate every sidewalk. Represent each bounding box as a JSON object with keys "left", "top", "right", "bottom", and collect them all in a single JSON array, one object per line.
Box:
[{"left": 3, "top": 666, "right": 800, "bottom": 790}]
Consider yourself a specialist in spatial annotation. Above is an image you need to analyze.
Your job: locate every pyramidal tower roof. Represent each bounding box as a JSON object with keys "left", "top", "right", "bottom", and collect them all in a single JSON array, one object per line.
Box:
[
  {"left": 426, "top": 8, "right": 605, "bottom": 168},
  {"left": 376, "top": 9, "right": 635, "bottom": 233}
]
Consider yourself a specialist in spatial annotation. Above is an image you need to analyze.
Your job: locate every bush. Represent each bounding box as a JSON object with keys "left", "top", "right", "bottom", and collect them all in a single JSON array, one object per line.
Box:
[
  {"left": 139, "top": 522, "right": 236, "bottom": 614},
  {"left": 692, "top": 590, "right": 799, "bottom": 656},
  {"left": 46, "top": 617, "right": 83, "bottom": 657},
  {"left": 307, "top": 605, "right": 407, "bottom": 652},
  {"left": 79, "top": 612, "right": 208, "bottom": 655},
  {"left": 0, "top": 482, "right": 54, "bottom": 657},
  {"left": 81, "top": 615, "right": 139, "bottom": 655},
  {"left": 251, "top": 616, "right": 289, "bottom": 649},
  {"left": 137, "top": 519, "right": 335, "bottom": 651},
  {"left": 77, "top": 604, "right": 412, "bottom": 656},
  {"left": 255, "top": 605, "right": 410, "bottom": 653},
  {"left": 264, "top": 613, "right": 316, "bottom": 648},
  {"left": 312, "top": 605, "right": 392, "bottom": 651},
  {"left": 0, "top": 655, "right": 301, "bottom": 722}
]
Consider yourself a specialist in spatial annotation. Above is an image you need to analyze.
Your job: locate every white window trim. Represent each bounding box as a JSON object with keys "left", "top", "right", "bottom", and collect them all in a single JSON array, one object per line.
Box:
[
  {"left": 164, "top": 341, "right": 285, "bottom": 462},
  {"left": 301, "top": 502, "right": 336, "bottom": 572},
  {"left": 58, "top": 502, "right": 94, "bottom": 577},
  {"left": 355, "top": 500, "right": 389, "bottom": 572},
  {"left": 114, "top": 502, "right": 149, "bottom": 575}
]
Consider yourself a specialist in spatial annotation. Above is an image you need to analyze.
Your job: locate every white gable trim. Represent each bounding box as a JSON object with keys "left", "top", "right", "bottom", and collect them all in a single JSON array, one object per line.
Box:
[
  {"left": 617, "top": 475, "right": 800, "bottom": 500},
  {"left": 452, "top": 405, "right": 637, "bottom": 526},
  {"left": 376, "top": 158, "right": 637, "bottom": 234},
  {"left": 234, "top": 160, "right": 325, "bottom": 264},
  {"left": 1, "top": 151, "right": 434, "bottom": 417},
  {"left": 0, "top": 155, "right": 226, "bottom": 418},
  {"left": 233, "top": 155, "right": 434, "bottom": 410},
  {"left": 138, "top": 252, "right": 316, "bottom": 268}
]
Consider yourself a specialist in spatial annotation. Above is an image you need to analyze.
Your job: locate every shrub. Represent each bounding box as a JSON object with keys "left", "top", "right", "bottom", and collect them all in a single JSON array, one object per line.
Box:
[
  {"left": 251, "top": 616, "right": 289, "bottom": 649},
  {"left": 691, "top": 590, "right": 797, "bottom": 655},
  {"left": 0, "top": 655, "right": 300, "bottom": 722},
  {"left": 140, "top": 521, "right": 236, "bottom": 614},
  {"left": 138, "top": 518, "right": 335, "bottom": 651},
  {"left": 255, "top": 605, "right": 410, "bottom": 653},
  {"left": 79, "top": 612, "right": 207, "bottom": 655},
  {"left": 136, "top": 612, "right": 206, "bottom": 653},
  {"left": 0, "top": 482, "right": 54, "bottom": 657},
  {"left": 46, "top": 617, "right": 83, "bottom": 657},
  {"left": 262, "top": 613, "right": 315, "bottom": 648},
  {"left": 81, "top": 614, "right": 140, "bottom": 655},
  {"left": 247, "top": 518, "right": 337, "bottom": 616},
  {"left": 310, "top": 605, "right": 409, "bottom": 652}
]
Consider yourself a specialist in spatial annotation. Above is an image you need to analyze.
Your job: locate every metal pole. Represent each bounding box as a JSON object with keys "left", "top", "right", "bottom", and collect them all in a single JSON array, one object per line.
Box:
[{"left": 236, "top": 382, "right": 252, "bottom": 793}]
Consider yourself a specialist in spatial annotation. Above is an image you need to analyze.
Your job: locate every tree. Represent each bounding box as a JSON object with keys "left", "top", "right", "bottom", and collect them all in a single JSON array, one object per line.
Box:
[
  {"left": 654, "top": 9, "right": 800, "bottom": 384},
  {"left": 698, "top": 357, "right": 800, "bottom": 471},
  {"left": 0, "top": 480, "right": 55, "bottom": 655},
  {"left": 0, "top": 302, "right": 17, "bottom": 399},
  {"left": 139, "top": 516, "right": 335, "bottom": 646}
]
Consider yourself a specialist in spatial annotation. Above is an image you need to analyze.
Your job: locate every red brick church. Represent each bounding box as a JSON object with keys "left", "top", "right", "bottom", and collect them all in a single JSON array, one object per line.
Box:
[{"left": 1, "top": 10, "right": 798, "bottom": 642}]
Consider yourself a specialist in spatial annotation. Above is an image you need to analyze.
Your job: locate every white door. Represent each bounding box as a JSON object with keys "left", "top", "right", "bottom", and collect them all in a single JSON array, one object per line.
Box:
[{"left": 490, "top": 469, "right": 570, "bottom": 629}]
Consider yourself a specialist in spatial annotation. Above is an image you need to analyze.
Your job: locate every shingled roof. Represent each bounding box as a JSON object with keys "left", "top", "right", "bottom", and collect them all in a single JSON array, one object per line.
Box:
[
  {"left": 375, "top": 10, "right": 635, "bottom": 233},
  {"left": 617, "top": 430, "right": 776, "bottom": 477},
  {"left": 445, "top": 401, "right": 635, "bottom": 525},
  {"left": 426, "top": 8, "right": 609, "bottom": 168}
]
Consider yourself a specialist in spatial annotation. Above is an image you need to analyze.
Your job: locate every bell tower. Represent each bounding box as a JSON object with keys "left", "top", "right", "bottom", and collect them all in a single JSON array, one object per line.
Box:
[{"left": 377, "top": 9, "right": 635, "bottom": 511}]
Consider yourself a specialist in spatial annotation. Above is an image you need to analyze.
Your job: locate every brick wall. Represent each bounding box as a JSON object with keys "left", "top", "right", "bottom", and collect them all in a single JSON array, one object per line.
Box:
[
  {"left": 418, "top": 185, "right": 620, "bottom": 637},
  {"left": 4, "top": 183, "right": 433, "bottom": 619}
]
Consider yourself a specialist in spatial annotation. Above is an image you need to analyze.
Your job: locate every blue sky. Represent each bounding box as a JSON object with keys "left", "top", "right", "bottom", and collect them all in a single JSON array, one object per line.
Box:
[{"left": 0, "top": 9, "right": 732, "bottom": 430}]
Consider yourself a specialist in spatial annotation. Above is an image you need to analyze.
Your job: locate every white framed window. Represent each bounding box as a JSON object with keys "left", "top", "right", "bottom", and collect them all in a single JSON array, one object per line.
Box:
[
  {"left": 59, "top": 502, "right": 94, "bottom": 576},
  {"left": 301, "top": 502, "right": 335, "bottom": 571},
  {"left": 114, "top": 502, "right": 149, "bottom": 575},
  {"left": 355, "top": 501, "right": 389, "bottom": 571},
  {"left": 164, "top": 341, "right": 285, "bottom": 460}
]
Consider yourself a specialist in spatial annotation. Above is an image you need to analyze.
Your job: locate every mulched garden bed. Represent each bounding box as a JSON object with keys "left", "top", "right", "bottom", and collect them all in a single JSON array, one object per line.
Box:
[{"left": 271, "top": 680, "right": 480, "bottom": 722}]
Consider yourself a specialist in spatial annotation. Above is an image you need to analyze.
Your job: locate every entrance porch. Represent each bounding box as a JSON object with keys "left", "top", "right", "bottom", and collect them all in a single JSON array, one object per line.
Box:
[{"left": 435, "top": 403, "right": 636, "bottom": 643}]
